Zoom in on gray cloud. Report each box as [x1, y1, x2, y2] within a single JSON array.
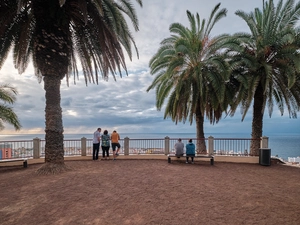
[[1, 0, 299, 136]]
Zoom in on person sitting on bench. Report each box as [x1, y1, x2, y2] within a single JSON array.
[[185, 139, 195, 164], [174, 138, 184, 157]]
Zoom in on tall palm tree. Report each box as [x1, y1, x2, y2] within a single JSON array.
[[0, 0, 142, 174], [227, 0, 300, 155], [147, 4, 230, 153], [0, 84, 21, 131]]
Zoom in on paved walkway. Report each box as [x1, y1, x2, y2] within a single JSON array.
[[0, 160, 299, 225]]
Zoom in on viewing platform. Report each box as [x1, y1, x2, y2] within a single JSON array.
[[0, 136, 281, 167]]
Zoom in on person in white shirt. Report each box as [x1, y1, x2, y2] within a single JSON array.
[[174, 138, 184, 157], [92, 128, 101, 160]]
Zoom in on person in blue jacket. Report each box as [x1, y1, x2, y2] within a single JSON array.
[[185, 139, 195, 164]]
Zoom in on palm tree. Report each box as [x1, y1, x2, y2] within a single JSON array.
[[147, 4, 230, 153], [0, 0, 142, 174], [227, 0, 300, 155], [0, 84, 21, 131]]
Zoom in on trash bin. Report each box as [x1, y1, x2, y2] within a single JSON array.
[[259, 148, 271, 166]]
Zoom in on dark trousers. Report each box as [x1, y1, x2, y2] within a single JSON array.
[[186, 154, 195, 162], [102, 146, 110, 158], [93, 143, 100, 160], [176, 154, 183, 158]]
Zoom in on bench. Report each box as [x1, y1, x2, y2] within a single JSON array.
[[167, 154, 214, 165], [0, 158, 28, 168]]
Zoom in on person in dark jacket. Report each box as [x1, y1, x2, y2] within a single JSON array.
[[101, 130, 110, 160], [185, 139, 195, 164]]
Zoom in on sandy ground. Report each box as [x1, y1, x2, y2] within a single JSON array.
[[0, 159, 300, 225]]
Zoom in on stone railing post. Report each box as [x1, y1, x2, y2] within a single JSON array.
[[124, 137, 129, 155], [81, 137, 87, 156], [208, 136, 214, 156], [164, 136, 170, 155], [260, 136, 269, 148], [33, 137, 40, 159]]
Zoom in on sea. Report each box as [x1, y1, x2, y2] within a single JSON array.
[[0, 132, 299, 161]]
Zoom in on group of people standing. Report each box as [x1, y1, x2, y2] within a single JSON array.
[[174, 138, 196, 164], [92, 130, 195, 163], [92, 128, 121, 161]]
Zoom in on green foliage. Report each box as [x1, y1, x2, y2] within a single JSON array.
[[0, 0, 143, 83], [228, 0, 300, 121], [0, 84, 21, 131], [147, 4, 230, 127], [0, 0, 142, 167]]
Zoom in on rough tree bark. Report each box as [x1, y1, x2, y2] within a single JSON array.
[[250, 84, 264, 156], [195, 104, 207, 154], [36, 76, 70, 175]]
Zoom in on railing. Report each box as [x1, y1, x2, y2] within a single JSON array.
[[0, 136, 269, 159], [127, 138, 165, 154], [213, 138, 257, 156], [169, 138, 209, 154], [0, 140, 34, 158]]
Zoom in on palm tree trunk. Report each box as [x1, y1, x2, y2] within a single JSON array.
[[195, 106, 207, 154], [250, 84, 264, 156], [36, 76, 69, 174]]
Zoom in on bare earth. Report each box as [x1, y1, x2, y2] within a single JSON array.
[[0, 159, 300, 225]]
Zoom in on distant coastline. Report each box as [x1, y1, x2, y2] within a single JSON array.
[[0, 132, 299, 160]]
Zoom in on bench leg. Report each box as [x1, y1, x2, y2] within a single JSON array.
[[23, 161, 28, 168], [168, 157, 171, 163], [210, 158, 214, 166]]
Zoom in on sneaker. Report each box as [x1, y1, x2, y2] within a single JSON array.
[[116, 153, 119, 156], [192, 162, 194, 164], [186, 161, 188, 164]]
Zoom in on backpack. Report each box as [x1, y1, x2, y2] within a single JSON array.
[[102, 134, 110, 147]]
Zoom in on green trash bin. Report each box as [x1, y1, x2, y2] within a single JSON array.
[[259, 148, 271, 166]]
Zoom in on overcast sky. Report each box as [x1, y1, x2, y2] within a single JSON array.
[[0, 0, 299, 136]]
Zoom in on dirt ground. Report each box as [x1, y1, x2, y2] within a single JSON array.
[[0, 159, 300, 225]]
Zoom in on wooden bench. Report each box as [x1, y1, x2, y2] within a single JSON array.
[[167, 154, 214, 165], [0, 158, 28, 168]]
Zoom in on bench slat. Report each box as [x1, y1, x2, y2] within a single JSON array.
[[168, 154, 213, 158], [0, 158, 28, 168], [167, 155, 214, 165]]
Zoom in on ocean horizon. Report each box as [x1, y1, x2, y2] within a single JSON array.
[[0, 132, 299, 161]]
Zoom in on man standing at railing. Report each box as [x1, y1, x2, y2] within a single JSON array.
[[111, 130, 121, 159], [174, 138, 184, 158], [93, 128, 102, 160]]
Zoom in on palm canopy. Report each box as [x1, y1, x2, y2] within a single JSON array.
[[147, 4, 230, 153], [0, 0, 142, 174], [226, 0, 300, 155], [0, 0, 142, 83], [0, 84, 21, 131]]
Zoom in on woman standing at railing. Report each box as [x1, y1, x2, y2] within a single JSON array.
[[101, 130, 110, 160]]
